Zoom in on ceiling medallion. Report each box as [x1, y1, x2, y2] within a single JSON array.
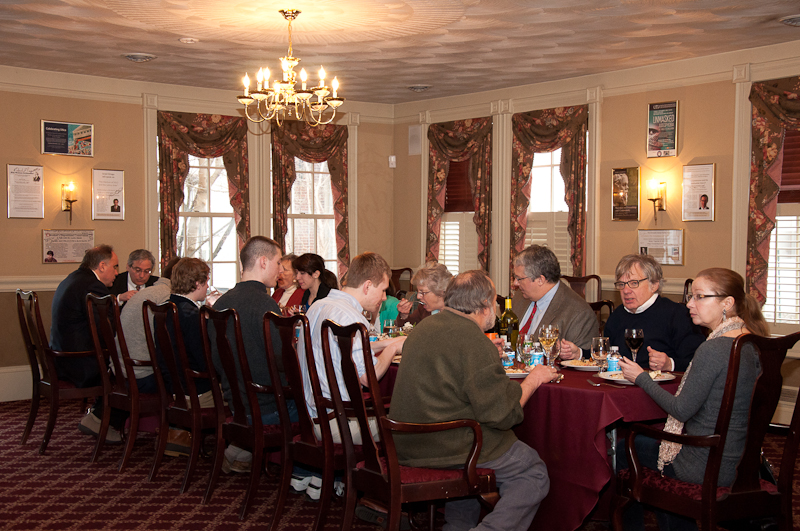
[[237, 9, 344, 127], [122, 53, 157, 63]]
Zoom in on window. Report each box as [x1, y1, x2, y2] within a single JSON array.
[[285, 159, 337, 273], [174, 155, 239, 289], [438, 213, 479, 275], [763, 203, 800, 331], [524, 148, 573, 275]]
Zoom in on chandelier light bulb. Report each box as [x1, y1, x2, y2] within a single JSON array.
[[256, 68, 264, 91], [242, 73, 250, 96], [332, 77, 339, 98], [318, 66, 326, 83], [300, 68, 308, 90]]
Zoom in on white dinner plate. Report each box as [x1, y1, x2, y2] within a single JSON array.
[[598, 371, 676, 385], [505, 370, 529, 379], [561, 360, 602, 372]]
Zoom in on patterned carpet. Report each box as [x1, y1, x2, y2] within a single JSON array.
[[0, 398, 795, 530]]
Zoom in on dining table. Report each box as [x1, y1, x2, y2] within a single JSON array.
[[514, 367, 680, 531]]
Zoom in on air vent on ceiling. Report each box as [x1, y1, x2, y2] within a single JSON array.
[[122, 53, 157, 63], [408, 85, 432, 93]]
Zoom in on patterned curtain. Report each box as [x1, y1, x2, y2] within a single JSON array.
[[747, 76, 800, 304], [510, 106, 589, 280], [271, 121, 350, 279], [157, 112, 249, 268], [427, 117, 493, 272]]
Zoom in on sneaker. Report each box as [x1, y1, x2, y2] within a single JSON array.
[[290, 474, 313, 493], [334, 480, 345, 498], [305, 476, 322, 502], [164, 428, 191, 457], [78, 413, 122, 444]]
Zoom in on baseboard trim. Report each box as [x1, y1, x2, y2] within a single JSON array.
[[0, 365, 32, 403]]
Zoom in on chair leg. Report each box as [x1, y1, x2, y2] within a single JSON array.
[[40, 392, 59, 455], [428, 502, 436, 531], [118, 410, 139, 473], [387, 496, 403, 531], [239, 445, 264, 520], [90, 402, 112, 463], [611, 494, 632, 531], [149, 415, 169, 482], [313, 461, 335, 531], [22, 389, 41, 445], [180, 425, 203, 494], [267, 451, 293, 531], [203, 431, 225, 504], [340, 461, 357, 531]]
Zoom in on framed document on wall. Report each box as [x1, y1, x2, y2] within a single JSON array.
[[647, 102, 678, 158], [92, 169, 124, 220], [682, 163, 715, 221], [638, 229, 684, 266], [41, 121, 94, 157], [7, 164, 44, 218], [42, 229, 95, 264]]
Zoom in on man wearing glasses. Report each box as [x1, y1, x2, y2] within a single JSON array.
[[604, 254, 704, 371], [111, 249, 159, 307]]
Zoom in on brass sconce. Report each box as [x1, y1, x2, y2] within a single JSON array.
[[647, 180, 667, 222], [61, 182, 77, 224]]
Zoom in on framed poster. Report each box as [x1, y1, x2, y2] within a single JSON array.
[[92, 169, 124, 220], [41, 120, 94, 157], [647, 101, 678, 158], [42, 229, 94, 264], [7, 164, 44, 218], [612, 167, 640, 221], [638, 229, 684, 266], [682, 163, 715, 221]]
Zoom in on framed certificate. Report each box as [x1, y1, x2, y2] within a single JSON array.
[[7, 164, 44, 218], [638, 229, 684, 266], [92, 169, 124, 220], [682, 163, 715, 221]]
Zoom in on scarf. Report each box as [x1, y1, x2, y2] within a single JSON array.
[[656, 316, 745, 474]]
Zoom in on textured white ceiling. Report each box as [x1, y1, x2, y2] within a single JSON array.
[[1, 0, 799, 103]]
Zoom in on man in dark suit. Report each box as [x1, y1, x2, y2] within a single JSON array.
[[111, 249, 159, 307], [511, 245, 597, 360], [51, 244, 123, 442]]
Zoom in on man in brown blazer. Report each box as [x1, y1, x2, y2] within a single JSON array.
[[511, 245, 597, 360]]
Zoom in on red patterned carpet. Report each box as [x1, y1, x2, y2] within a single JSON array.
[[0, 398, 795, 530]]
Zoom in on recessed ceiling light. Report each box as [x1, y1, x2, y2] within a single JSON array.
[[179, 37, 199, 44], [122, 53, 157, 63], [408, 85, 432, 93], [780, 14, 800, 26]]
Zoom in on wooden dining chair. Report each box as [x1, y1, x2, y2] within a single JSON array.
[[86, 293, 162, 470], [612, 331, 800, 531], [588, 299, 615, 336], [201, 306, 288, 520], [17, 289, 106, 455], [262, 311, 355, 531], [142, 300, 224, 493], [321, 320, 500, 531], [561, 274, 602, 301], [683, 278, 694, 304], [391, 268, 414, 294]]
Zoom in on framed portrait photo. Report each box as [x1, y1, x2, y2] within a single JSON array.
[[612, 167, 640, 221]]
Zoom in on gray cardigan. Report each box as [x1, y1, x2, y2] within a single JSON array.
[[636, 336, 759, 486]]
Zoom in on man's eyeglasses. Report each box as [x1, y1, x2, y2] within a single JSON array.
[[686, 293, 726, 302], [132, 267, 153, 275], [613, 278, 647, 290], [513, 276, 530, 283]]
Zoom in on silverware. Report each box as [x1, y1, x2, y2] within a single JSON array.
[[551, 374, 564, 384], [586, 378, 625, 389]]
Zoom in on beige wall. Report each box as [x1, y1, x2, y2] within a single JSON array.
[[354, 121, 395, 260], [392, 123, 424, 269], [597, 81, 735, 280]]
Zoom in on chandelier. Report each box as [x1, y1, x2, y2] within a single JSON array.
[[237, 9, 344, 126]]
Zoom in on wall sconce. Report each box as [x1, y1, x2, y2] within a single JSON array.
[[61, 182, 77, 224], [647, 180, 667, 222]]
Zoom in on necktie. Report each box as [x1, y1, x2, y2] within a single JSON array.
[[519, 301, 537, 334], [136, 284, 141, 291]]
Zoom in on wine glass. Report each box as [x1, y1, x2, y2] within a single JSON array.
[[539, 325, 560, 367], [624, 329, 644, 363], [590, 337, 610, 372], [516, 333, 534, 368]]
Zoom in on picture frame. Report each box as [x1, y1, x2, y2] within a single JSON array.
[[7, 164, 44, 219], [41, 120, 94, 157], [92, 169, 124, 220], [42, 229, 95, 264], [638, 229, 684, 266], [612, 167, 640, 221], [682, 163, 715, 221], [647, 101, 678, 158]]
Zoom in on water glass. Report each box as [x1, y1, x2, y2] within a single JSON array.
[[516, 333, 534, 367], [590, 336, 610, 372]]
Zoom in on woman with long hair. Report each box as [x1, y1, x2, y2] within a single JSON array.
[[292, 253, 338, 311], [618, 268, 768, 530]]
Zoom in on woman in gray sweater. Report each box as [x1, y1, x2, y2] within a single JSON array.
[[617, 268, 769, 530]]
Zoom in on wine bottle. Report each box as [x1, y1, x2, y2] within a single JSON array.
[[499, 298, 519, 350]]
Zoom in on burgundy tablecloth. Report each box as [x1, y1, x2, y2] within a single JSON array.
[[514, 370, 680, 531]]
